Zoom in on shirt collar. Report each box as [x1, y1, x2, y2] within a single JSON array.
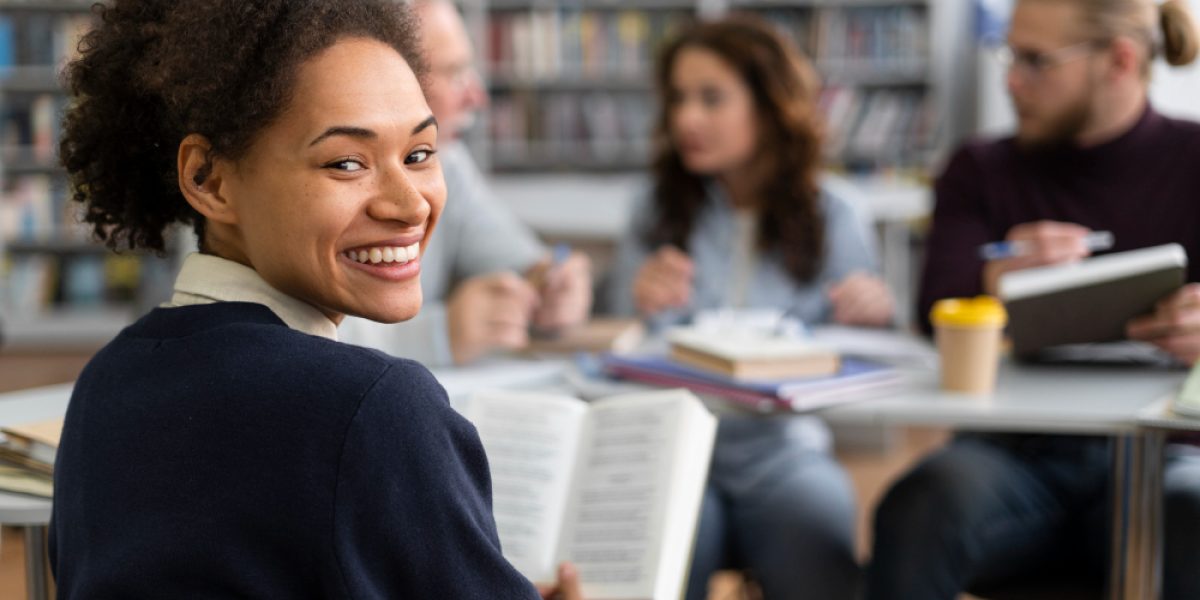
[[166, 253, 339, 341]]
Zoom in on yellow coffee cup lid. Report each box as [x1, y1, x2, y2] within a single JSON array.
[[930, 296, 1007, 327]]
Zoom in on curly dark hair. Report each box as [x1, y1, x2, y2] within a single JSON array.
[[647, 15, 826, 284], [60, 0, 425, 253]]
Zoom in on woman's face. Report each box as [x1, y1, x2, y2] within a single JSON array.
[[668, 46, 759, 176], [218, 37, 444, 324]]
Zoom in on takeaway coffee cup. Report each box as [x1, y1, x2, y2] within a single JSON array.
[[930, 296, 1007, 394]]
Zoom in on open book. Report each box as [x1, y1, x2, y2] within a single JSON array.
[[464, 389, 717, 600], [999, 244, 1187, 356]]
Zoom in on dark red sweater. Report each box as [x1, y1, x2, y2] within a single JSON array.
[[918, 106, 1200, 333]]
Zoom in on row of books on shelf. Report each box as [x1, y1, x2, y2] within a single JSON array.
[[485, 86, 936, 169], [1, 173, 76, 240], [4, 252, 143, 314], [820, 86, 936, 167], [2, 93, 66, 164], [490, 91, 654, 167], [483, 6, 930, 84], [487, 8, 691, 82], [759, 6, 929, 79], [0, 12, 91, 69]]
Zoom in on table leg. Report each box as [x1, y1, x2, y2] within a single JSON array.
[[880, 222, 911, 330], [23, 525, 49, 600], [1108, 431, 1165, 600]]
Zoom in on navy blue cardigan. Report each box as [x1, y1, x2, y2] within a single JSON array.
[[49, 302, 539, 599]]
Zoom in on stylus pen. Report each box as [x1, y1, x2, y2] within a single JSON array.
[[979, 230, 1114, 261]]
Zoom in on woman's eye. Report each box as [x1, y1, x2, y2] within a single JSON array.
[[405, 149, 436, 165], [700, 90, 725, 108], [325, 158, 366, 172]]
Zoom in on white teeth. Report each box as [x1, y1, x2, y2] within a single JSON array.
[[346, 243, 421, 265]]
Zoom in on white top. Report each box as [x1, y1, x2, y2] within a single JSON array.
[[727, 209, 758, 308], [165, 253, 338, 341]]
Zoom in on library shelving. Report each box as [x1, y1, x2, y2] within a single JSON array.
[[0, 1, 182, 349], [480, 1, 695, 172], [469, 0, 972, 175]]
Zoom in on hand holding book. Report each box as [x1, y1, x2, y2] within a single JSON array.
[[1127, 283, 1200, 364], [998, 243, 1187, 356], [982, 221, 1099, 296], [535, 563, 585, 600]]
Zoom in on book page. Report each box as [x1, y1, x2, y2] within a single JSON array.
[[556, 390, 716, 600], [465, 391, 588, 583]]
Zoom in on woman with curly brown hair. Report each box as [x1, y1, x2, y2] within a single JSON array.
[[607, 16, 895, 599], [48, 1, 582, 598]]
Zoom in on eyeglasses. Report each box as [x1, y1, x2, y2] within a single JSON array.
[[430, 62, 482, 91], [993, 42, 1100, 78]]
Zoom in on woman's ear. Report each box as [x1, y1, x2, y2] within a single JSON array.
[[178, 134, 237, 225]]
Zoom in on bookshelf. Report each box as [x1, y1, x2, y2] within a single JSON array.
[[480, 1, 695, 172], [0, 1, 183, 349], [470, 0, 972, 175]]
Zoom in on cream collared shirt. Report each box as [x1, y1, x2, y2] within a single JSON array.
[[165, 253, 339, 341]]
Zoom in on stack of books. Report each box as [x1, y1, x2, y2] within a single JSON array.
[[0, 417, 60, 497], [603, 327, 899, 413]]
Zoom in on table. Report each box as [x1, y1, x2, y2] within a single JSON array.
[[441, 349, 1187, 600], [817, 362, 1186, 600], [1125, 398, 1200, 600], [0, 358, 1190, 600], [0, 383, 71, 600]]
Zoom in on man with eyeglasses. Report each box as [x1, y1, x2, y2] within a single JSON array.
[[866, 1, 1200, 599], [341, 0, 594, 367]]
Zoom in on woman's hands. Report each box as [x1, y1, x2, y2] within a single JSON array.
[[536, 562, 585, 600], [828, 272, 894, 327], [633, 246, 694, 316]]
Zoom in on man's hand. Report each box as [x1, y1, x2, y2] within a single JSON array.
[[982, 221, 1094, 295], [828, 272, 894, 327], [633, 246, 694, 317], [1127, 284, 1200, 364], [447, 272, 539, 365], [536, 562, 585, 600], [527, 251, 593, 333]]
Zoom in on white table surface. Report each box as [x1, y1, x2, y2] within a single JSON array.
[[820, 362, 1187, 435], [1136, 396, 1200, 433], [0, 383, 69, 525]]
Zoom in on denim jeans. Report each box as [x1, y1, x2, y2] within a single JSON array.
[[866, 433, 1200, 600], [684, 415, 860, 600]]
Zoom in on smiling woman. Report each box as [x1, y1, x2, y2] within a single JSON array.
[[173, 38, 443, 325], [46, 1, 574, 598]]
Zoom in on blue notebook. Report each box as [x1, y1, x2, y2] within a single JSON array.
[[603, 354, 899, 411]]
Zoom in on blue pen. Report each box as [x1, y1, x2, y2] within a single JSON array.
[[530, 244, 573, 338], [532, 243, 572, 291], [978, 230, 1114, 261], [551, 242, 571, 268]]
